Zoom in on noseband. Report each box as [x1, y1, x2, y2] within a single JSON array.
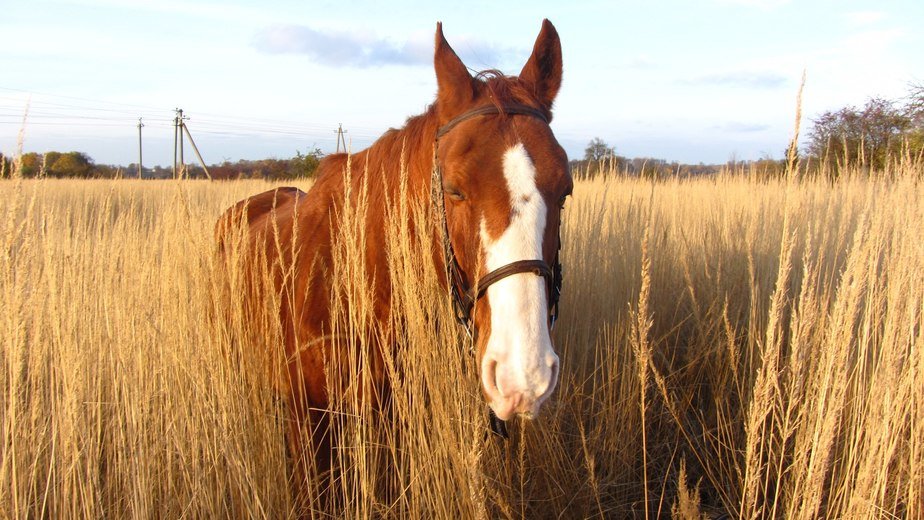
[[430, 104, 565, 440], [430, 104, 564, 339]]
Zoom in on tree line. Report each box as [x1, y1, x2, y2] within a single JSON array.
[[806, 83, 923, 171], [4, 84, 922, 180], [570, 137, 723, 179], [0, 148, 325, 180], [577, 83, 924, 179]]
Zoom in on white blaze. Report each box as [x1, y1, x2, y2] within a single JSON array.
[[479, 143, 558, 418]]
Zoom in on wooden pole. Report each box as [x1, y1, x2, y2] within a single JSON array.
[[173, 111, 179, 179], [177, 108, 185, 179], [182, 122, 212, 180], [137, 117, 144, 179], [335, 123, 347, 153]]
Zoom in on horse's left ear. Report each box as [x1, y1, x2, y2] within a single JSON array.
[[519, 19, 563, 117], [435, 22, 475, 122]]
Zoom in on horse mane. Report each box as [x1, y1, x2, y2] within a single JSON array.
[[317, 69, 541, 183]]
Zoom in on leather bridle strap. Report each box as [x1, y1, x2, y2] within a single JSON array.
[[432, 104, 562, 334], [463, 259, 554, 318], [473, 260, 553, 299], [432, 103, 562, 441], [437, 104, 549, 139]]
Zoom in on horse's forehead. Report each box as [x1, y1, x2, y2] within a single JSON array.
[[460, 118, 563, 182], [474, 141, 551, 240]]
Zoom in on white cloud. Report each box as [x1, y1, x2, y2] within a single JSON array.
[[252, 24, 523, 69]]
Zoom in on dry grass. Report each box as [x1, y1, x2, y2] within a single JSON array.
[[1, 161, 921, 518]]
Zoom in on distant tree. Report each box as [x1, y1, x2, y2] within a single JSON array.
[[94, 164, 119, 178], [584, 137, 615, 161], [43, 151, 61, 175], [907, 82, 924, 156], [19, 152, 42, 177], [0, 153, 10, 177], [628, 157, 672, 179], [290, 147, 324, 178], [752, 153, 787, 178], [47, 151, 94, 178], [808, 97, 913, 170], [908, 82, 924, 122]]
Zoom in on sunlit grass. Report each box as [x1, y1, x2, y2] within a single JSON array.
[[1, 161, 921, 518]]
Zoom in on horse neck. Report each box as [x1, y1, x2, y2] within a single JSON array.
[[356, 109, 440, 212]]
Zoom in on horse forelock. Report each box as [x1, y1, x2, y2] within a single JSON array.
[[477, 70, 540, 106]]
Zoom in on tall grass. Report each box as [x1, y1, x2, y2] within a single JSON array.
[[1, 160, 921, 518]]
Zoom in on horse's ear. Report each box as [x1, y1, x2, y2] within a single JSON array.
[[434, 22, 475, 120], [519, 19, 562, 116]]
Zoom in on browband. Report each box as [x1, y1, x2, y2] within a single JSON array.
[[437, 104, 549, 139]]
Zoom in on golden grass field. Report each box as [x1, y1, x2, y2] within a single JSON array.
[[1, 161, 922, 518]]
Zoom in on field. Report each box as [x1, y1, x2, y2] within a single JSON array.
[[1, 163, 922, 518]]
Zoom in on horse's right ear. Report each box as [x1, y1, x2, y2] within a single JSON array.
[[434, 22, 475, 121]]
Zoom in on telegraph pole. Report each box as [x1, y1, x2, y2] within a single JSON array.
[[137, 117, 144, 179], [178, 108, 186, 178], [334, 123, 348, 153], [173, 111, 179, 178]]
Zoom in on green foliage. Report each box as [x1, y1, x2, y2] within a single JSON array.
[[290, 147, 324, 178], [9, 151, 104, 178], [209, 148, 326, 180], [47, 151, 94, 178], [19, 152, 42, 177]]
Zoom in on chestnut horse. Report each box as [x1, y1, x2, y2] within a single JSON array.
[[217, 19, 571, 466]]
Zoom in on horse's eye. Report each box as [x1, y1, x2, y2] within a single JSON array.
[[445, 186, 466, 201], [558, 185, 573, 209]]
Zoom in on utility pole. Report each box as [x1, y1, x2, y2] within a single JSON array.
[[178, 108, 186, 178], [137, 117, 144, 179], [334, 123, 348, 153], [173, 110, 179, 178]]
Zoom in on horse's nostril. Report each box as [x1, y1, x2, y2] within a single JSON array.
[[547, 354, 559, 369], [541, 354, 560, 401], [483, 357, 500, 397]]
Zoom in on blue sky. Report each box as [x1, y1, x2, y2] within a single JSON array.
[[1, 0, 922, 166]]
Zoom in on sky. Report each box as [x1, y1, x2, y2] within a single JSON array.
[[1, 0, 923, 166]]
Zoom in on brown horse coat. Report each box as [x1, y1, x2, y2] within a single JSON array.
[[216, 19, 569, 463]]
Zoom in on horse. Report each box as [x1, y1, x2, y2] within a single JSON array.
[[216, 19, 571, 472]]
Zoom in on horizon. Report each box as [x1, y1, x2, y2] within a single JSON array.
[[2, 0, 922, 166]]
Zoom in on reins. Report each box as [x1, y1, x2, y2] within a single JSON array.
[[430, 104, 564, 438]]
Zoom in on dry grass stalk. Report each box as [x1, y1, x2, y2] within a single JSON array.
[[1, 155, 921, 517]]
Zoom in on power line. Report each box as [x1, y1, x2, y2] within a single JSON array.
[[0, 87, 397, 166], [0, 88, 388, 136], [0, 86, 170, 112]]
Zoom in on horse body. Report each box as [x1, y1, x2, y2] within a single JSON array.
[[217, 19, 570, 463]]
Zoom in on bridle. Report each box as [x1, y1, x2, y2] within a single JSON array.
[[430, 104, 565, 345], [431, 104, 564, 439]]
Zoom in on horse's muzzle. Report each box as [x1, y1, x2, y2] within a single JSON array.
[[481, 350, 559, 421]]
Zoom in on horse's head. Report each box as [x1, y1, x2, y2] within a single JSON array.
[[433, 20, 571, 421]]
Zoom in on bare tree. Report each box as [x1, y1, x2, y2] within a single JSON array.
[[584, 137, 615, 161]]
